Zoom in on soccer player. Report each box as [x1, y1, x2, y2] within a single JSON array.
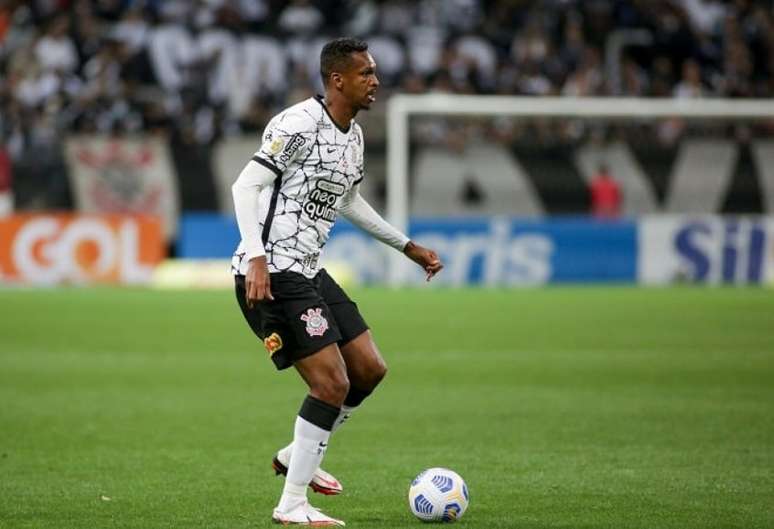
[[231, 38, 443, 526]]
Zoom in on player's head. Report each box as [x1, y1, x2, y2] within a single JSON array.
[[320, 37, 379, 110]]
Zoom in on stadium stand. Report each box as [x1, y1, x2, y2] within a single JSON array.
[[1, 0, 773, 215]]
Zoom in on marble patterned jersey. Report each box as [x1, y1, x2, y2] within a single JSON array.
[[232, 95, 365, 278]]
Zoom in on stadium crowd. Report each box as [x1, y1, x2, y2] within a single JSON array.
[[1, 0, 773, 149]]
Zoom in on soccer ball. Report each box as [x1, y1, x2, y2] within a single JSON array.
[[408, 468, 469, 522]]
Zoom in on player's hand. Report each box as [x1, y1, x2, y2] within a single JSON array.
[[245, 256, 274, 308], [403, 241, 443, 282]]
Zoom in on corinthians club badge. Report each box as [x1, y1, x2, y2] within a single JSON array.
[[301, 307, 328, 337]]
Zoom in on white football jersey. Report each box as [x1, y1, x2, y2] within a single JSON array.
[[232, 96, 365, 278]]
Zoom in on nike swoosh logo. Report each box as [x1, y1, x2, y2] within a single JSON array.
[[326, 148, 336, 153], [318, 442, 328, 448]]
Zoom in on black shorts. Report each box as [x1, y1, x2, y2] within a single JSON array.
[[234, 269, 369, 370]]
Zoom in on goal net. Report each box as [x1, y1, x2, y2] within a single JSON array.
[[380, 95, 774, 286]]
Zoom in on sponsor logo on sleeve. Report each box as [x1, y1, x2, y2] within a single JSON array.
[[278, 134, 306, 163]]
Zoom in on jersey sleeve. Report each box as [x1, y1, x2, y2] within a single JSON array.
[[252, 111, 315, 176], [354, 125, 365, 185]]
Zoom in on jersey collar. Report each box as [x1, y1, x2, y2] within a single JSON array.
[[314, 95, 351, 134]]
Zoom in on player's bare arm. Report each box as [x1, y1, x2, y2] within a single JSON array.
[[245, 255, 273, 308], [404, 241, 443, 281]]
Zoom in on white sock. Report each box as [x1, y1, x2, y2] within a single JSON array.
[[277, 405, 356, 462], [277, 416, 331, 512], [330, 404, 355, 434]]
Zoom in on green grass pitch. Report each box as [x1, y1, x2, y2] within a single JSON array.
[[1, 286, 773, 529]]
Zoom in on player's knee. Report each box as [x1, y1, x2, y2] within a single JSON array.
[[328, 375, 350, 404], [361, 357, 387, 390], [371, 358, 387, 386], [314, 374, 350, 406]]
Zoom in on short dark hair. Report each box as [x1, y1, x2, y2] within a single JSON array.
[[320, 37, 369, 85]]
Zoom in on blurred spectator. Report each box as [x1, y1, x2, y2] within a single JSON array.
[[379, 0, 415, 35], [589, 164, 621, 218], [110, 8, 148, 57], [621, 57, 649, 96], [278, 0, 324, 35], [147, 12, 196, 93], [366, 34, 405, 86], [454, 33, 498, 92], [679, 0, 726, 35], [238, 35, 288, 116], [405, 25, 445, 77], [34, 14, 78, 73], [0, 3, 14, 43], [674, 59, 704, 97], [562, 49, 603, 96]]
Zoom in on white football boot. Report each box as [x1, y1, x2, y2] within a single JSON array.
[[271, 500, 345, 526], [272, 446, 343, 496]]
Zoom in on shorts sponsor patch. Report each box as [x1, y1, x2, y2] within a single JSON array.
[[300, 307, 328, 337], [264, 332, 283, 355]]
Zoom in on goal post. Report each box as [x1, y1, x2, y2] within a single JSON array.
[[385, 95, 774, 286]]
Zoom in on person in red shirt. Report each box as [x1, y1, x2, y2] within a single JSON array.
[[589, 164, 621, 218]]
